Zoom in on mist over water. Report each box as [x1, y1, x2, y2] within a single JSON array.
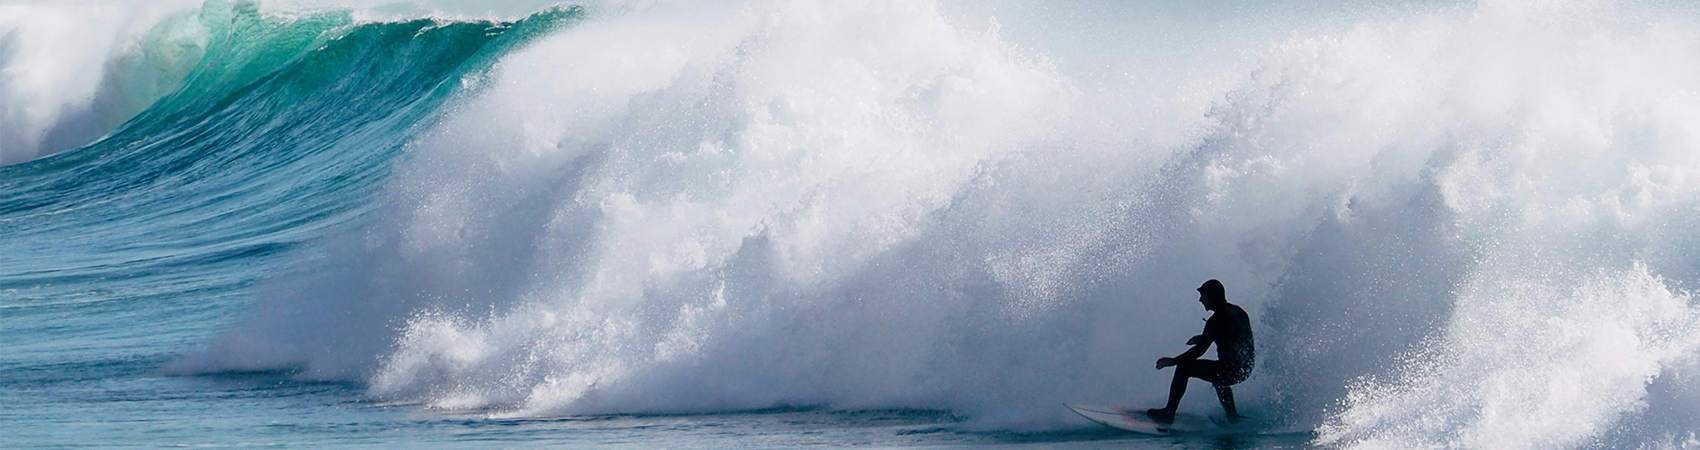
[[8, 0, 1700, 448]]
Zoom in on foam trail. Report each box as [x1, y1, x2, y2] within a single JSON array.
[[181, 0, 1700, 442]]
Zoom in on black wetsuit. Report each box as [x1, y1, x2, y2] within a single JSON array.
[[1199, 303, 1255, 384], [1158, 302, 1255, 419]]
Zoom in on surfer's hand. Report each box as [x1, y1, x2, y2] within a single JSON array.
[[1185, 335, 1204, 346], [1156, 357, 1175, 369]]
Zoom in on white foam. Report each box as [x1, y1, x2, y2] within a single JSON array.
[[1319, 265, 1700, 450], [182, 0, 1700, 442], [364, 0, 1083, 416]]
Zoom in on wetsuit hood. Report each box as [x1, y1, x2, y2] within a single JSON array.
[[1197, 279, 1226, 309]]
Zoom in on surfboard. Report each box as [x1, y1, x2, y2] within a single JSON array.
[[1065, 404, 1221, 435]]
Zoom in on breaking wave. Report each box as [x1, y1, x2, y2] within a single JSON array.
[[8, 0, 1699, 447]]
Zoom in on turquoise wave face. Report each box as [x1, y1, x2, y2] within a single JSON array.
[[0, 0, 578, 407]]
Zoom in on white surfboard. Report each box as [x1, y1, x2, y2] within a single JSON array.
[[1065, 404, 1221, 435]]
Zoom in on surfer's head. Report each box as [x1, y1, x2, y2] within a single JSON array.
[[1197, 279, 1226, 309]]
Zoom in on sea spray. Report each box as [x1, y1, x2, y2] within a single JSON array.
[[0, 0, 202, 164], [159, 0, 1700, 444], [1261, 0, 1700, 447]]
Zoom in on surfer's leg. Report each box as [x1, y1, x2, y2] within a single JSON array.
[[1161, 360, 1224, 411], [1151, 360, 1228, 423], [1146, 366, 1187, 423], [1162, 360, 1189, 411], [1213, 384, 1240, 423], [1147, 360, 1194, 423]]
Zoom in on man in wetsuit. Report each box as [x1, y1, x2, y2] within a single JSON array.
[[1147, 279, 1254, 424]]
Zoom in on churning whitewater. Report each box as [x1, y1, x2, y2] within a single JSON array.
[[6, 0, 1700, 448]]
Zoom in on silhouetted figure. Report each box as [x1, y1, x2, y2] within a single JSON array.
[[1147, 279, 1254, 424]]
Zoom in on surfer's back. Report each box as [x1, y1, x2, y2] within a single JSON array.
[[1211, 303, 1255, 377]]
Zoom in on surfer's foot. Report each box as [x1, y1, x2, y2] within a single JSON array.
[[1145, 408, 1175, 424], [1224, 413, 1243, 425]]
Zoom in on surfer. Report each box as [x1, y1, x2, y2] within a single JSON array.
[[1146, 279, 1254, 424]]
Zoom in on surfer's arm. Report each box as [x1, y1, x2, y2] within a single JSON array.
[[1155, 341, 1211, 369], [1179, 314, 1227, 360], [1175, 341, 1210, 361], [1157, 317, 1217, 368]]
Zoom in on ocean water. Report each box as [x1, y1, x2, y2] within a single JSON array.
[[5, 0, 1700, 448]]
